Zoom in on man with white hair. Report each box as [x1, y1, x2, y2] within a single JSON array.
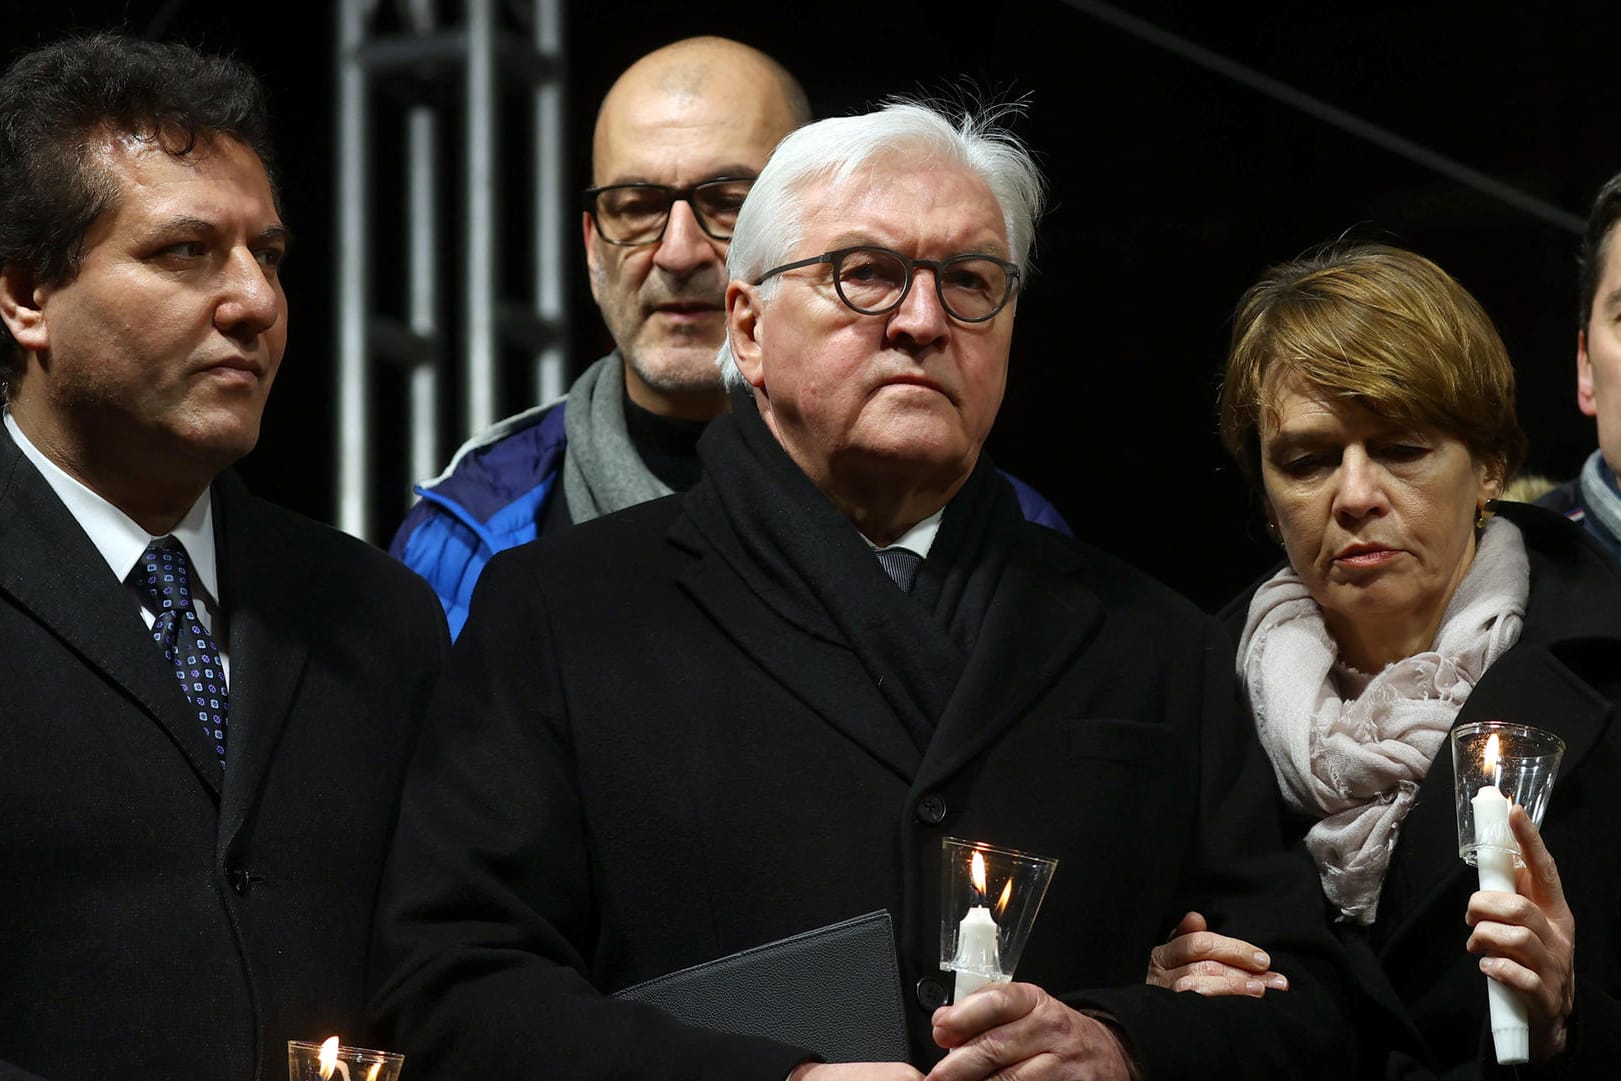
[[370, 98, 1350, 1081], [388, 37, 1069, 639]]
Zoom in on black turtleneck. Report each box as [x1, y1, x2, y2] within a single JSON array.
[[622, 394, 709, 493]]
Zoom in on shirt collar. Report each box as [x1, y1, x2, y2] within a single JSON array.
[[862, 507, 944, 559], [5, 411, 219, 601]]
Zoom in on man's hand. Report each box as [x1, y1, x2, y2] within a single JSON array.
[[1465, 805, 1576, 1060], [923, 981, 1138, 1081], [1145, 911, 1288, 996], [789, 1063, 923, 1081]]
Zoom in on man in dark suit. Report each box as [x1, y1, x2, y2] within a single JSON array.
[[370, 99, 1351, 1081], [0, 33, 447, 1081]]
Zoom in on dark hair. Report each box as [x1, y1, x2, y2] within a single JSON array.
[[1578, 172, 1621, 331], [0, 31, 277, 362]]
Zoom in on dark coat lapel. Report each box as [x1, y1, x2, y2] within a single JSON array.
[[0, 427, 225, 792], [675, 538, 923, 783], [921, 535, 1102, 787], [212, 472, 311, 851]]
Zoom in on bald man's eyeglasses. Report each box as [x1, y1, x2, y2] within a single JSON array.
[[584, 177, 755, 246]]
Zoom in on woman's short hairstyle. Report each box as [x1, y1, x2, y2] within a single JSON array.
[[1218, 242, 1526, 492], [717, 96, 1046, 391]]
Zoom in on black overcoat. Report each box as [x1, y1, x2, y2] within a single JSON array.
[[1224, 500, 1621, 1080], [0, 425, 449, 1081], [372, 477, 1354, 1081]]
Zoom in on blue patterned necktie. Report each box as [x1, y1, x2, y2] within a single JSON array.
[[128, 537, 229, 767], [875, 547, 923, 593]]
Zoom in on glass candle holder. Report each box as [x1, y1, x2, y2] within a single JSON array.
[[1451, 721, 1565, 868], [939, 837, 1058, 1003], [1449, 720, 1565, 1066], [288, 1039, 405, 1081]]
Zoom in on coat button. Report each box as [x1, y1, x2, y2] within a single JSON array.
[[916, 793, 947, 824], [227, 866, 254, 896], [915, 976, 948, 1010]]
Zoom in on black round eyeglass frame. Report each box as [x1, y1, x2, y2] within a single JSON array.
[[750, 245, 1022, 323], [582, 176, 756, 246]]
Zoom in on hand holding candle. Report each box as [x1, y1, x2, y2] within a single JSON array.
[[1450, 722, 1566, 1067], [1465, 805, 1577, 1061]]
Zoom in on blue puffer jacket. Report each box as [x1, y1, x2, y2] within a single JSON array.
[[390, 402, 1075, 639], [390, 402, 570, 638]]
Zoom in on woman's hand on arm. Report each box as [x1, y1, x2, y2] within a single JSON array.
[[1465, 805, 1576, 1060], [1144, 911, 1289, 996]]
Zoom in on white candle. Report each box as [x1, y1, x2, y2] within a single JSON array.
[[951, 904, 1002, 1001], [1472, 782, 1529, 1065], [318, 1036, 354, 1081]]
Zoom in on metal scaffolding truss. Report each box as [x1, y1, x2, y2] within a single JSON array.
[[334, 0, 569, 542]]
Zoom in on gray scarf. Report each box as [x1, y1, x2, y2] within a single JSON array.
[[1237, 517, 1529, 924], [561, 352, 672, 525], [1579, 448, 1621, 549]]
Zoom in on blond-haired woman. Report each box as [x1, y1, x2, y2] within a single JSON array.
[[1150, 243, 1621, 1079]]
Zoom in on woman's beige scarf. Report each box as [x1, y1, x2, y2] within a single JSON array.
[[1237, 517, 1529, 924]]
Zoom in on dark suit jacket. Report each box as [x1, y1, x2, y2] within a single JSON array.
[[371, 485, 1353, 1081], [0, 426, 448, 1081], [1222, 501, 1621, 1080]]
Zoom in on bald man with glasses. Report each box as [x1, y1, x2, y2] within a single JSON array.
[[387, 37, 804, 638]]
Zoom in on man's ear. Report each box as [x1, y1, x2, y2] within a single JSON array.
[[0, 264, 47, 355], [727, 280, 766, 389], [1578, 328, 1598, 418]]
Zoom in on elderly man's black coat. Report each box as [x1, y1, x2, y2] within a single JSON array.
[[0, 425, 448, 1081], [371, 436, 1355, 1081]]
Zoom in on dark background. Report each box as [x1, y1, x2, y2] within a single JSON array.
[[13, 0, 1620, 611]]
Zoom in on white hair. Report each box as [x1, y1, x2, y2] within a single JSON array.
[[716, 96, 1046, 392]]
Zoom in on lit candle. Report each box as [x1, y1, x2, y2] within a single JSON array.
[[951, 851, 1004, 1001], [318, 1036, 353, 1081], [1472, 734, 1529, 1065]]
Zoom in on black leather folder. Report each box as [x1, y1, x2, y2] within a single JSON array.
[[613, 909, 909, 1063]]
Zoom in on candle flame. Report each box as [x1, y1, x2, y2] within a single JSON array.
[[1484, 733, 1503, 788], [318, 1037, 340, 1081], [995, 876, 1013, 917], [970, 850, 988, 897]]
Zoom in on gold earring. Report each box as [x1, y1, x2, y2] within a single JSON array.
[[1475, 501, 1494, 530]]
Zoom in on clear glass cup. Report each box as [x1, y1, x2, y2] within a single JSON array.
[[939, 837, 1059, 1002], [1451, 720, 1565, 868], [288, 1039, 404, 1081]]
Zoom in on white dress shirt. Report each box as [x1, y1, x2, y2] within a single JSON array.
[[862, 507, 943, 560], [5, 411, 230, 684]]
